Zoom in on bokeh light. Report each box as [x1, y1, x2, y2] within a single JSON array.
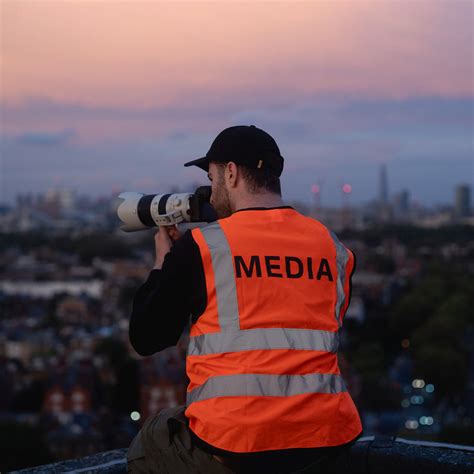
[[342, 184, 352, 194], [419, 416, 434, 426], [412, 379, 425, 389], [405, 420, 419, 430], [425, 384, 435, 393]]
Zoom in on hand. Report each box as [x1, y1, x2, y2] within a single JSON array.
[[153, 225, 182, 270]]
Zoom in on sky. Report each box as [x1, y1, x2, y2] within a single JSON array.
[[1, 0, 473, 207]]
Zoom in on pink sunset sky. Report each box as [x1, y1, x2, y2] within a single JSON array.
[[1, 1, 473, 205]]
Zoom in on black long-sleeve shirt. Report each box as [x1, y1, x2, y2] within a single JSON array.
[[129, 230, 205, 356]]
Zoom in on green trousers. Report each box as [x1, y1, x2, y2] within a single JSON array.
[[127, 406, 352, 474], [127, 406, 233, 474]]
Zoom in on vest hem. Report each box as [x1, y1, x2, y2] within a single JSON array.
[[190, 426, 363, 457]]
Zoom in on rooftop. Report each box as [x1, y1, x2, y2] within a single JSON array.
[[14, 436, 474, 473]]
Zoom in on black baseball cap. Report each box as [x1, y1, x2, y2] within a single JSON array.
[[184, 125, 284, 177]]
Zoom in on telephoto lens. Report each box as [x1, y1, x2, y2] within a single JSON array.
[[117, 186, 216, 232]]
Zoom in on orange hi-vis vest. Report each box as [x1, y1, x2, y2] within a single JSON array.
[[186, 208, 362, 453]]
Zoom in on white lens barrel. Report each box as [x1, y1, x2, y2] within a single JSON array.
[[150, 193, 193, 225], [117, 192, 150, 232]]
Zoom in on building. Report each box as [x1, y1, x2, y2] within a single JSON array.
[[379, 164, 389, 204], [455, 184, 471, 218], [393, 190, 410, 219]]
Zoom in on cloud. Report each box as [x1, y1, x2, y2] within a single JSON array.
[[15, 128, 75, 147], [3, 94, 472, 148], [1, 94, 471, 208], [340, 97, 474, 131]]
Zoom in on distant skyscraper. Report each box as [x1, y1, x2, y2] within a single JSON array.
[[394, 190, 410, 215], [455, 184, 471, 217], [379, 164, 388, 204]]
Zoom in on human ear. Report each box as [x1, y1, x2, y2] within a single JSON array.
[[226, 162, 238, 188]]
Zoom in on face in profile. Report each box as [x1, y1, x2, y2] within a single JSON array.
[[208, 162, 232, 219]]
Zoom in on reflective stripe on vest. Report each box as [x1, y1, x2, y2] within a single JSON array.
[[188, 327, 339, 356], [187, 372, 347, 404], [199, 223, 240, 331], [187, 221, 351, 405], [329, 231, 349, 327]]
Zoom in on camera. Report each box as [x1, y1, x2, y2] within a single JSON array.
[[117, 186, 217, 232]]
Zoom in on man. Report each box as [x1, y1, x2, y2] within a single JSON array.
[[128, 125, 362, 473]]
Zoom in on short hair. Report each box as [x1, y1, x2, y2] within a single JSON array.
[[239, 166, 281, 196], [214, 162, 281, 196]]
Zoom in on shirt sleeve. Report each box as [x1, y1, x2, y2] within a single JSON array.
[[129, 230, 206, 356]]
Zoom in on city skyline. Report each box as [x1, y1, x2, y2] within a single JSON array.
[[1, 2, 473, 206], [4, 165, 472, 212]]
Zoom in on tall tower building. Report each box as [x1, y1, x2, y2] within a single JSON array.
[[455, 184, 471, 218], [394, 190, 410, 217], [379, 164, 388, 204]]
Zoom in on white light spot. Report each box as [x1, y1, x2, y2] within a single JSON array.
[[130, 411, 141, 421], [412, 379, 425, 389], [405, 420, 419, 429]]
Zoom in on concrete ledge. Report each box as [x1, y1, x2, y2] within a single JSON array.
[[14, 437, 474, 473], [12, 448, 128, 473], [349, 437, 474, 474]]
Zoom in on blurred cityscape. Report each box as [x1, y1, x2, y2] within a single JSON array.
[[0, 170, 473, 471]]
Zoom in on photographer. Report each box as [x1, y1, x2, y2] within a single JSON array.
[[127, 125, 362, 473]]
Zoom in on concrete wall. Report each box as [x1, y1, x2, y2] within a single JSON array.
[[13, 437, 474, 473]]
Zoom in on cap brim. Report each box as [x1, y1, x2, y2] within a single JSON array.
[[184, 156, 210, 172]]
